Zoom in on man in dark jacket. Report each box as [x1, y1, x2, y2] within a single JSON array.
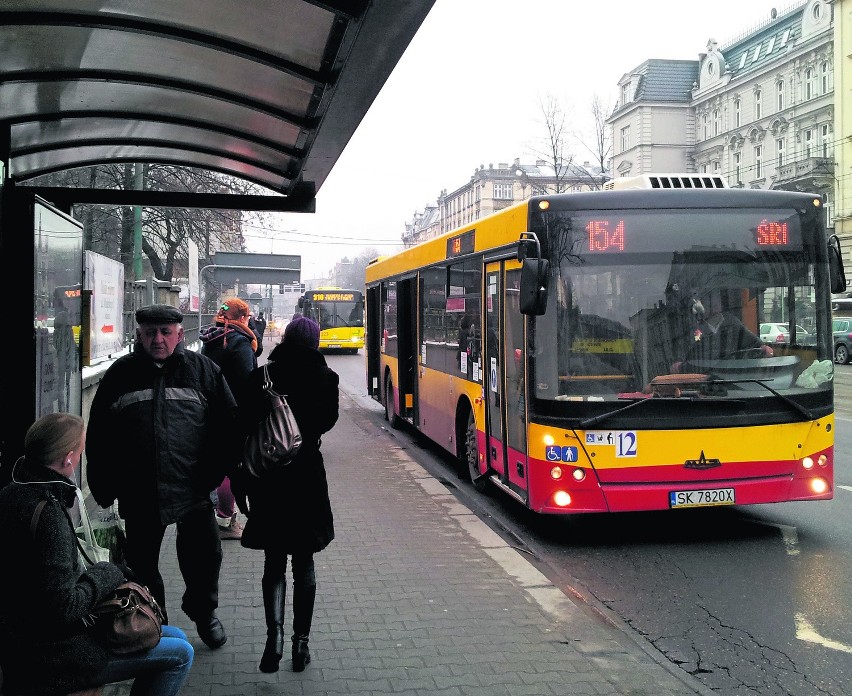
[[86, 304, 239, 650]]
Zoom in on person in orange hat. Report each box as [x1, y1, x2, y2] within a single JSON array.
[[200, 297, 258, 541]]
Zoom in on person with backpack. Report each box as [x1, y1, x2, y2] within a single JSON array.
[[234, 316, 339, 673]]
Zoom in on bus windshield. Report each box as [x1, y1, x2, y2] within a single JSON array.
[[303, 290, 364, 330], [530, 207, 832, 405]]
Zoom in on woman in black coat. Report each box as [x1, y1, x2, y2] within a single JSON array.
[[236, 316, 339, 674]]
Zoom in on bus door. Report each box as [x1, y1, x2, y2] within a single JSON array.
[[484, 262, 529, 499], [484, 263, 507, 482], [366, 285, 382, 398], [396, 276, 418, 425]]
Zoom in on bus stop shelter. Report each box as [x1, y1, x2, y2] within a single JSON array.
[[0, 0, 436, 464]]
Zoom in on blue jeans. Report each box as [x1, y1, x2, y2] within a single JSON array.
[[92, 625, 194, 696]]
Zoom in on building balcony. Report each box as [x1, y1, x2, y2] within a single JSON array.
[[773, 157, 834, 191]]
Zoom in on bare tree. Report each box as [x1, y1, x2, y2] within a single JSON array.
[[332, 248, 380, 289], [528, 93, 575, 194], [27, 164, 267, 282], [572, 94, 612, 190]]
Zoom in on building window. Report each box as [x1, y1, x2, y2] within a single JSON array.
[[621, 126, 630, 152], [621, 83, 630, 106], [804, 129, 813, 158], [777, 81, 784, 111], [821, 61, 829, 94], [703, 113, 709, 140], [821, 124, 830, 157], [755, 90, 762, 119], [713, 161, 720, 174], [713, 109, 720, 136], [755, 145, 762, 179], [805, 68, 814, 100], [734, 99, 741, 127], [494, 183, 513, 200], [734, 152, 742, 184], [767, 36, 776, 54], [777, 138, 785, 167], [780, 29, 790, 47]]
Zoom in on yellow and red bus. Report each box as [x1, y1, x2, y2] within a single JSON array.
[[298, 287, 364, 353], [365, 176, 846, 514]]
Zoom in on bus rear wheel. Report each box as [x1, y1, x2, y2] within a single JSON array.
[[385, 376, 401, 429], [465, 411, 488, 492]]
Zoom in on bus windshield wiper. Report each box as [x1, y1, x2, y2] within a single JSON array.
[[334, 313, 352, 327], [578, 396, 659, 429], [577, 393, 744, 430], [707, 378, 815, 420]]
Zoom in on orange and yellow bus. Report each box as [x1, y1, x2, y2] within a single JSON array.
[[298, 287, 364, 353], [365, 175, 846, 514]]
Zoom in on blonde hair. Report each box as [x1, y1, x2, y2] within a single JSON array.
[[24, 412, 84, 468]]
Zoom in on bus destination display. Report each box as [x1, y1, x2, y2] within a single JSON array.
[[311, 292, 355, 302], [447, 230, 475, 258], [571, 210, 801, 254]]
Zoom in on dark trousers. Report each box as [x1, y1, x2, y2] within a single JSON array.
[[263, 552, 316, 638], [124, 506, 223, 622]]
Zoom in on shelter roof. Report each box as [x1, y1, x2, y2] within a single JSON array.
[[0, 0, 435, 211]]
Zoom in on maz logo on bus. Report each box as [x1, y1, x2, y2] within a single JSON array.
[[586, 219, 625, 252]]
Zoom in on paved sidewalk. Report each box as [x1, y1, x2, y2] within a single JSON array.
[[105, 381, 712, 696]]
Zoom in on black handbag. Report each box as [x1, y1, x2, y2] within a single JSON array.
[[242, 362, 302, 478]]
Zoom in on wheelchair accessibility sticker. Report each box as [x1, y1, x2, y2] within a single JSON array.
[[545, 446, 579, 462], [584, 430, 638, 457]]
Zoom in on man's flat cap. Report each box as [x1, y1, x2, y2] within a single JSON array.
[[136, 304, 183, 324]]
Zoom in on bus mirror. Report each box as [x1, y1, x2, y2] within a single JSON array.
[[829, 235, 847, 294], [297, 296, 304, 308], [517, 238, 536, 262], [519, 258, 550, 315]]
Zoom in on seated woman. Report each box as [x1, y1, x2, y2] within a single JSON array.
[[0, 412, 194, 696]]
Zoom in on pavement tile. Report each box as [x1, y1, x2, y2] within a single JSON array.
[[98, 385, 709, 696]]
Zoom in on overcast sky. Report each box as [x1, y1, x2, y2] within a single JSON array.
[[244, 0, 800, 279]]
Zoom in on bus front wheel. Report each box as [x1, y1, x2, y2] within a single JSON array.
[[465, 411, 488, 492]]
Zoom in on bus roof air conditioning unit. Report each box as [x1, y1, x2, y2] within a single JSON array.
[[604, 174, 728, 190]]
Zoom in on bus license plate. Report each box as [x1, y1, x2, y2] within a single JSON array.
[[329, 344, 340, 348], [670, 488, 735, 508]]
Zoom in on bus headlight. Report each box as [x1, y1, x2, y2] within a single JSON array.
[[811, 478, 828, 494], [543, 433, 555, 446], [572, 468, 586, 482], [550, 466, 563, 480], [802, 457, 814, 470], [553, 490, 571, 507], [817, 454, 828, 467]]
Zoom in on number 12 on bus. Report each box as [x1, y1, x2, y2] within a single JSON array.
[[365, 178, 846, 515]]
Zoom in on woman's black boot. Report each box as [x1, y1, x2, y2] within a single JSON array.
[[259, 577, 286, 673], [291, 554, 316, 672], [292, 635, 311, 672]]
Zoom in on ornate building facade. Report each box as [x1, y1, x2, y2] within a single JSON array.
[[608, 0, 835, 224], [402, 158, 606, 247]]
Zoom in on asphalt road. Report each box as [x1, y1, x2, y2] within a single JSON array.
[[328, 352, 852, 696]]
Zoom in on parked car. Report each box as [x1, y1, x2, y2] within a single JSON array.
[[759, 322, 810, 344], [833, 318, 852, 364]]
